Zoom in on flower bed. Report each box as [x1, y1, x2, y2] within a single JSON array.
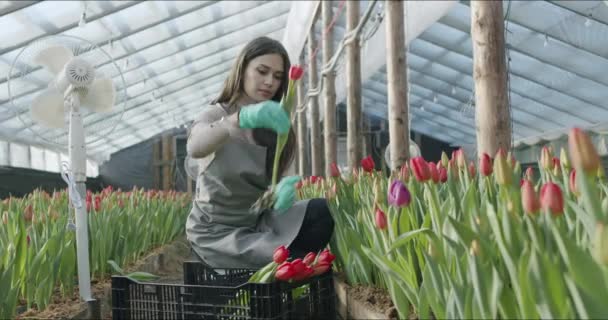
[[299, 128, 608, 319], [0, 187, 191, 318]]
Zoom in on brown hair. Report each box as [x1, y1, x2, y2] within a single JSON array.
[[212, 36, 296, 180]]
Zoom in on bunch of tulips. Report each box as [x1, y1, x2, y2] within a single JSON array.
[[249, 246, 335, 283]]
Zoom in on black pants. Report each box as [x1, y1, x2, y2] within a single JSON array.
[[288, 198, 335, 259]]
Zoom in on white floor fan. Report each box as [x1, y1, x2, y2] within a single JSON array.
[[7, 34, 126, 311]]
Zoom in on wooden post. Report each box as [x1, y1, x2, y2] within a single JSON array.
[[386, 0, 409, 171], [471, 0, 511, 155], [297, 78, 309, 176], [152, 139, 161, 190], [308, 29, 323, 176], [161, 134, 174, 191], [361, 115, 368, 157], [322, 0, 337, 177], [346, 0, 362, 170]]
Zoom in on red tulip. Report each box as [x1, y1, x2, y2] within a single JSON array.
[[296, 180, 303, 189], [439, 167, 448, 183], [468, 161, 476, 177], [94, 196, 102, 212], [361, 155, 375, 173], [375, 208, 387, 230], [540, 182, 564, 216], [330, 162, 341, 178], [289, 65, 304, 81], [521, 180, 540, 215], [303, 252, 316, 265], [293, 265, 315, 281], [312, 262, 331, 276], [428, 162, 440, 184], [275, 262, 295, 281], [317, 249, 336, 265], [273, 245, 289, 264], [410, 157, 431, 182], [310, 176, 319, 184], [569, 169, 579, 197], [479, 153, 492, 177], [290, 259, 307, 277]]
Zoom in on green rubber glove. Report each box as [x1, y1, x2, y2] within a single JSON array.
[[238, 100, 291, 134], [273, 175, 302, 213]]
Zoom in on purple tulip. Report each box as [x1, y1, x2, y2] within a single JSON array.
[[388, 179, 411, 207]]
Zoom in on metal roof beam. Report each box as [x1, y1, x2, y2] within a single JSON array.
[[0, 5, 287, 104]]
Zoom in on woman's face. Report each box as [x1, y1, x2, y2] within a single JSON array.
[[242, 53, 284, 103]]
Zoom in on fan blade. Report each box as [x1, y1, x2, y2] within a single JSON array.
[[82, 77, 115, 113], [33, 46, 74, 75], [31, 89, 65, 129]]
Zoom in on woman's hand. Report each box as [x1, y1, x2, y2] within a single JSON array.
[[239, 100, 291, 134], [273, 175, 301, 212]]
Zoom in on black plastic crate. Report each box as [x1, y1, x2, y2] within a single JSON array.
[[111, 261, 336, 320]]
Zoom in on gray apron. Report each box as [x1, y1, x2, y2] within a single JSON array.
[[186, 136, 308, 269]]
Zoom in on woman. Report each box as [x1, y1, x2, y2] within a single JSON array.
[[186, 36, 334, 269]]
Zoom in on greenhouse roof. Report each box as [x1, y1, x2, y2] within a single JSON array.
[[0, 0, 607, 163]]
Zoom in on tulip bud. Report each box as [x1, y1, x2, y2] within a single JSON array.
[[410, 157, 431, 182], [541, 146, 554, 171], [494, 150, 511, 186], [275, 262, 295, 281], [448, 159, 459, 182], [525, 167, 534, 181], [289, 65, 304, 81], [521, 180, 540, 215], [592, 222, 608, 266], [439, 167, 448, 183], [428, 162, 440, 184], [303, 252, 316, 266], [455, 149, 467, 170], [2, 211, 7, 224], [317, 249, 336, 265], [312, 262, 331, 276], [569, 169, 579, 197], [273, 245, 289, 264], [23, 204, 33, 222], [330, 162, 341, 178], [513, 161, 521, 178], [552, 157, 561, 176], [540, 182, 564, 216], [388, 180, 411, 207], [568, 128, 600, 174], [479, 153, 493, 177], [468, 161, 476, 177], [361, 155, 375, 173], [469, 239, 481, 257], [441, 151, 449, 168], [560, 148, 570, 171], [375, 208, 387, 230]]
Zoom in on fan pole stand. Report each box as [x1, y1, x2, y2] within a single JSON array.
[[67, 92, 99, 318]]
